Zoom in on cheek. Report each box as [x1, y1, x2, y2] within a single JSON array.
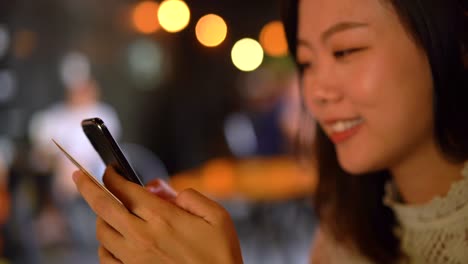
[[366, 48, 433, 125], [338, 53, 387, 105], [341, 47, 433, 115], [334, 49, 434, 173], [357, 49, 434, 144], [301, 76, 320, 115]]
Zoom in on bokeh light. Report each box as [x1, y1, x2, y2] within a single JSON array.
[[224, 113, 257, 157], [128, 39, 164, 88], [132, 1, 160, 34], [0, 137, 14, 167], [13, 29, 37, 59], [0, 25, 10, 58], [195, 14, 227, 47], [259, 21, 288, 57], [0, 70, 16, 103], [231, 38, 264, 72], [157, 0, 190, 33]]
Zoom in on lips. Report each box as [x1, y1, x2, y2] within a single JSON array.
[[323, 118, 364, 144]]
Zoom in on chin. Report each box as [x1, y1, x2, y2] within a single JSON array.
[[336, 151, 384, 175]]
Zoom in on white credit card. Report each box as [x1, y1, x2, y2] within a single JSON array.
[[52, 139, 123, 205]]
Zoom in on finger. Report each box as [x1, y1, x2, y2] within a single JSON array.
[[175, 188, 230, 225], [146, 179, 177, 202], [96, 217, 129, 261], [73, 170, 142, 237], [99, 246, 123, 264], [103, 167, 185, 221], [103, 166, 151, 213]]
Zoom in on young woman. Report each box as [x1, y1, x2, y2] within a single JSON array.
[[71, 0, 468, 263], [283, 0, 468, 263]]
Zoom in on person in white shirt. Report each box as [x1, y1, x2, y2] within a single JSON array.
[[29, 78, 121, 202], [29, 67, 121, 247]]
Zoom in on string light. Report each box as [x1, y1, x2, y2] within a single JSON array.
[[231, 38, 264, 72], [157, 0, 190, 33], [195, 14, 227, 47], [259, 21, 288, 57], [132, 1, 160, 34]]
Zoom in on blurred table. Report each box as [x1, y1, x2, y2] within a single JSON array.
[[165, 156, 317, 202]]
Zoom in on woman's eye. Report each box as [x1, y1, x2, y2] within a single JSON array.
[[298, 62, 313, 71], [333, 48, 366, 59]]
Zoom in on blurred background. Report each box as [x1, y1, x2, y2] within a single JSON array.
[[0, 0, 318, 263]]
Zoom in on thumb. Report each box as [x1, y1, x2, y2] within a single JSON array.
[[175, 188, 230, 225], [146, 179, 177, 202]]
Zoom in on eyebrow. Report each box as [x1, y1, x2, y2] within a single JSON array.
[[322, 21, 369, 42], [298, 21, 369, 49]]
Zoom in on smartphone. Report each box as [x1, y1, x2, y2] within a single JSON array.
[[81, 117, 144, 186]]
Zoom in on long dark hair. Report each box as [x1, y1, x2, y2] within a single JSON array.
[[282, 0, 468, 263]]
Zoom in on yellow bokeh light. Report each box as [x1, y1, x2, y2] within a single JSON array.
[[157, 0, 191, 33], [195, 14, 227, 47], [259, 21, 288, 57], [231, 38, 264, 72], [132, 1, 160, 34]]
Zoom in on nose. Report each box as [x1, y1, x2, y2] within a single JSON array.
[[310, 86, 343, 105], [302, 65, 343, 107]]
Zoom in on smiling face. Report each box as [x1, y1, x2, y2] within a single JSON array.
[[297, 0, 435, 174]]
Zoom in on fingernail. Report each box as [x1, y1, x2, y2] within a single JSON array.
[[147, 185, 163, 194]]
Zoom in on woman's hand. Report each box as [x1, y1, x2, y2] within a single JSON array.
[[72, 167, 243, 264]]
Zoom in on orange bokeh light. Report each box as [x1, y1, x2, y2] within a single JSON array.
[[13, 29, 37, 59], [259, 21, 289, 57], [132, 1, 160, 34], [195, 14, 227, 47]]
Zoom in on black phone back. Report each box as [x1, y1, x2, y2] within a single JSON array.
[[82, 117, 144, 186]]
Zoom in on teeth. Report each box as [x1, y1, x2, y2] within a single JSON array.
[[330, 118, 363, 133]]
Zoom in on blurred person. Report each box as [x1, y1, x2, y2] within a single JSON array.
[[239, 66, 293, 156], [71, 0, 467, 263], [225, 66, 308, 160], [279, 72, 315, 154], [29, 78, 121, 203], [29, 60, 121, 248]]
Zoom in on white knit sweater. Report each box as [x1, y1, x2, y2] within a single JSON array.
[[313, 164, 468, 264]]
